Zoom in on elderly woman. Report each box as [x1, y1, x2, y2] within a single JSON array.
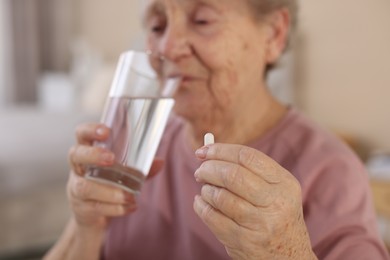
[[45, 0, 389, 259]]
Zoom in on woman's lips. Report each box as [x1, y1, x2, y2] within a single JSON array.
[[181, 76, 197, 82], [166, 73, 204, 87]]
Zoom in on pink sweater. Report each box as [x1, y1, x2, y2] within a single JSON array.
[[102, 108, 389, 259]]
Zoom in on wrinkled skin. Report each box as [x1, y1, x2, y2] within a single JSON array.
[[143, 0, 287, 145], [143, 0, 316, 258], [67, 123, 162, 232], [193, 144, 315, 259], [64, 0, 316, 258]]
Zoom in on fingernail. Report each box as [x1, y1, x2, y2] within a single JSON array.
[[100, 152, 114, 163], [124, 193, 135, 203], [195, 146, 208, 159], [96, 127, 106, 136], [125, 204, 137, 213], [194, 195, 202, 203], [194, 169, 201, 182]]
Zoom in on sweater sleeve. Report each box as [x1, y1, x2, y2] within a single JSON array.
[[302, 152, 389, 259]]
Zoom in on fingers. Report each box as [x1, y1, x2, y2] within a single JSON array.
[[69, 173, 135, 205], [76, 122, 110, 145], [200, 185, 266, 230], [68, 173, 137, 221], [195, 160, 275, 207], [70, 122, 113, 176], [76, 199, 137, 217], [68, 145, 115, 176], [196, 144, 283, 184], [193, 195, 240, 247]]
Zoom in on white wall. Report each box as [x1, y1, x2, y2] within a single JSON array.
[[72, 0, 143, 62], [298, 0, 390, 152]]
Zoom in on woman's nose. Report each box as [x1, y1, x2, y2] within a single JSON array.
[[158, 24, 191, 62]]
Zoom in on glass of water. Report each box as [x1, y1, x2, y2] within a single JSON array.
[[86, 50, 180, 194]]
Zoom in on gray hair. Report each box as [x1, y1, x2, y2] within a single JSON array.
[[248, 0, 299, 70], [249, 0, 298, 28]]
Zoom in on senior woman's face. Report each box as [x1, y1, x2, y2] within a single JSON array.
[[143, 0, 275, 122]]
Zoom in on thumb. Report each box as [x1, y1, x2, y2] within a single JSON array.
[[147, 158, 164, 180]]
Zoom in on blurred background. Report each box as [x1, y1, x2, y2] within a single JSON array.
[[0, 0, 389, 259]]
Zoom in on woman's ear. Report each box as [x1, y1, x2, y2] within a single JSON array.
[[264, 8, 291, 65]]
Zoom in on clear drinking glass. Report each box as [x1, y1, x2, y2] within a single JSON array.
[[86, 50, 180, 194]]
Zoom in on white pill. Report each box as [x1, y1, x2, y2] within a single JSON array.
[[204, 133, 215, 146]]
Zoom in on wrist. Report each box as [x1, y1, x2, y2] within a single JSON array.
[[67, 218, 105, 260], [71, 217, 106, 245], [72, 214, 107, 233]]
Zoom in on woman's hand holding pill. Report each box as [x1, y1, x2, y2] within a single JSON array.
[[193, 136, 316, 259]]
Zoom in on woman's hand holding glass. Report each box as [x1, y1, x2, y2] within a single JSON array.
[[193, 144, 316, 259], [67, 122, 163, 231], [67, 123, 136, 231]]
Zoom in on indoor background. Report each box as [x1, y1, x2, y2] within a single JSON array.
[[0, 0, 389, 259]]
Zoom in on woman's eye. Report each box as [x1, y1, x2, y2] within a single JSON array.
[[192, 7, 218, 29], [149, 23, 165, 34], [151, 25, 164, 33], [194, 19, 209, 25], [147, 16, 166, 34]]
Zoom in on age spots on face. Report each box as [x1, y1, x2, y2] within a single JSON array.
[[243, 42, 249, 51]]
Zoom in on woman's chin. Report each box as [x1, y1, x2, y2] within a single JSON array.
[[173, 105, 197, 120], [173, 102, 205, 121]]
